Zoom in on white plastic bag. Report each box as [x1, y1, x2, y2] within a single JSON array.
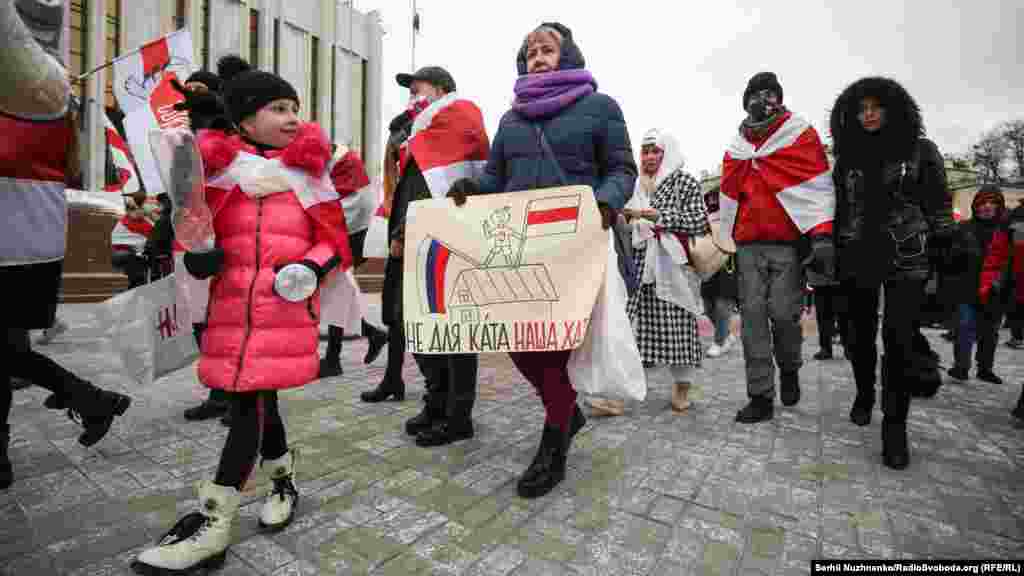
[[568, 231, 647, 401], [94, 274, 199, 385], [363, 207, 389, 259]]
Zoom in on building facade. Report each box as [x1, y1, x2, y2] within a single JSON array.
[[65, 0, 385, 192]]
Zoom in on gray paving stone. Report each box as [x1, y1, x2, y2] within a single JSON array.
[[2, 307, 1022, 572]]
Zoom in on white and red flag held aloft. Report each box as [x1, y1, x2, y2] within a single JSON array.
[[399, 92, 490, 198], [717, 114, 835, 245], [103, 114, 141, 196], [112, 28, 194, 196]]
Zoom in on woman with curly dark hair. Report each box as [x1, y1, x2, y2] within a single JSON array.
[[830, 77, 957, 469]]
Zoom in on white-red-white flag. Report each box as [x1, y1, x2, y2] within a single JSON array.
[[717, 114, 834, 246], [113, 29, 194, 196], [103, 114, 141, 195], [399, 93, 489, 198]]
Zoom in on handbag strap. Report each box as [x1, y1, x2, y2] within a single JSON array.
[[535, 125, 569, 187]]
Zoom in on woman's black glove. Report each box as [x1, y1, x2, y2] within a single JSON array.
[[183, 248, 225, 280], [447, 178, 480, 207]]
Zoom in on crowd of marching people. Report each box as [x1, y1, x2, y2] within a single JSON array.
[[4, 2, 1024, 572]]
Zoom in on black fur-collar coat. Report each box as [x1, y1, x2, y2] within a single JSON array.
[[830, 77, 956, 285]]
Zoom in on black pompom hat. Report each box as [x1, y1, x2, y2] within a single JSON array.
[[218, 55, 299, 127]]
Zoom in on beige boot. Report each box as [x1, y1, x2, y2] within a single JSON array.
[[588, 397, 625, 417], [671, 382, 692, 412], [259, 450, 299, 531], [132, 481, 240, 573]]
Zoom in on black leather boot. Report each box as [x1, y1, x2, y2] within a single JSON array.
[[403, 358, 444, 434], [881, 372, 911, 470], [184, 389, 229, 421], [1012, 388, 1024, 422], [416, 355, 477, 447], [735, 395, 774, 423], [850, 356, 878, 427], [516, 424, 570, 499], [319, 325, 345, 378], [361, 329, 405, 402], [780, 371, 801, 407], [1, 424, 11, 490], [362, 321, 387, 365], [67, 381, 131, 447]]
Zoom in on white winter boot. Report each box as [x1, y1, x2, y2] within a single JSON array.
[[258, 450, 298, 531], [131, 481, 240, 574]]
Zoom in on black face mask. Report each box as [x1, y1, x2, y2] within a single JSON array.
[[746, 91, 780, 123]]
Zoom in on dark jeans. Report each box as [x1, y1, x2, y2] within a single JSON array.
[[813, 285, 847, 350], [843, 279, 924, 422], [954, 303, 1001, 372], [2, 328, 101, 430], [213, 391, 287, 489]]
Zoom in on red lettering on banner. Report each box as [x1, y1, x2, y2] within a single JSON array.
[[149, 72, 189, 129], [156, 304, 179, 341]]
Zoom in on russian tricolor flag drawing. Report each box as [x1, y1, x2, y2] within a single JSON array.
[[417, 236, 478, 315], [525, 194, 581, 238]]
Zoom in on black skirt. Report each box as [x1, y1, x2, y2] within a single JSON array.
[[1, 260, 63, 329]]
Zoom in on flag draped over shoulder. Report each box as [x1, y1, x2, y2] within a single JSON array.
[[717, 114, 834, 245], [399, 92, 490, 198]]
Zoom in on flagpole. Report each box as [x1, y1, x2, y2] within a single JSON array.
[[75, 28, 188, 81], [411, 0, 417, 71]]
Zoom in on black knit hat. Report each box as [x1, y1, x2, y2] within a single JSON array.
[[184, 70, 222, 93], [218, 55, 299, 127], [743, 72, 783, 111]]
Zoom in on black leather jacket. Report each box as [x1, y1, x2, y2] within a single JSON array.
[[833, 138, 955, 282]]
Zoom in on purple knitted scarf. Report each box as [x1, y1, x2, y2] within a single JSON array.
[[512, 70, 597, 119]]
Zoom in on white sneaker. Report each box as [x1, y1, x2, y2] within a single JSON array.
[[720, 334, 737, 354], [706, 343, 724, 358]]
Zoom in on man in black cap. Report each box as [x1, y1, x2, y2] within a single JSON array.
[[371, 65, 489, 448], [719, 71, 836, 424]]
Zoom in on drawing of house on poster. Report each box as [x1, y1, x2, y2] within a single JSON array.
[[416, 192, 580, 322]]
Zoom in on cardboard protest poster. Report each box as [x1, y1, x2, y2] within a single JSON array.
[[402, 186, 608, 354]]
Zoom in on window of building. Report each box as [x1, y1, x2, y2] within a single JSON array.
[[329, 49, 336, 139], [310, 35, 319, 122], [351, 57, 367, 153], [174, 0, 187, 29], [248, 9, 260, 65], [104, 0, 121, 108], [70, 0, 88, 97]]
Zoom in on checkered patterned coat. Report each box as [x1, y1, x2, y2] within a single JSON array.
[[626, 169, 709, 367]]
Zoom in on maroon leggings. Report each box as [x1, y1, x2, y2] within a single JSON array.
[[508, 350, 577, 431]]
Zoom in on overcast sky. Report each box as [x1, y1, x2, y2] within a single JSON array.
[[358, 0, 1022, 176]]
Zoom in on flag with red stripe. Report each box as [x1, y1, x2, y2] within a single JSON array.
[[717, 114, 834, 245], [400, 93, 489, 198], [525, 194, 581, 237], [103, 114, 141, 195]]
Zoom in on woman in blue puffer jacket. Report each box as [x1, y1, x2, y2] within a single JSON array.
[[451, 21, 637, 499]]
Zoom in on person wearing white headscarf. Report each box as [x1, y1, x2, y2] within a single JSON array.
[[590, 129, 708, 417]]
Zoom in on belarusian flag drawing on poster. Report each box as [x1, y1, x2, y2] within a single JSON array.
[[112, 28, 194, 196]]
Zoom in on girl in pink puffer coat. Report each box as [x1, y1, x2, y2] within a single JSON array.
[[134, 56, 350, 575]]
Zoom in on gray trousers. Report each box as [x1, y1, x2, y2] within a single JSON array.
[[736, 243, 805, 399]]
